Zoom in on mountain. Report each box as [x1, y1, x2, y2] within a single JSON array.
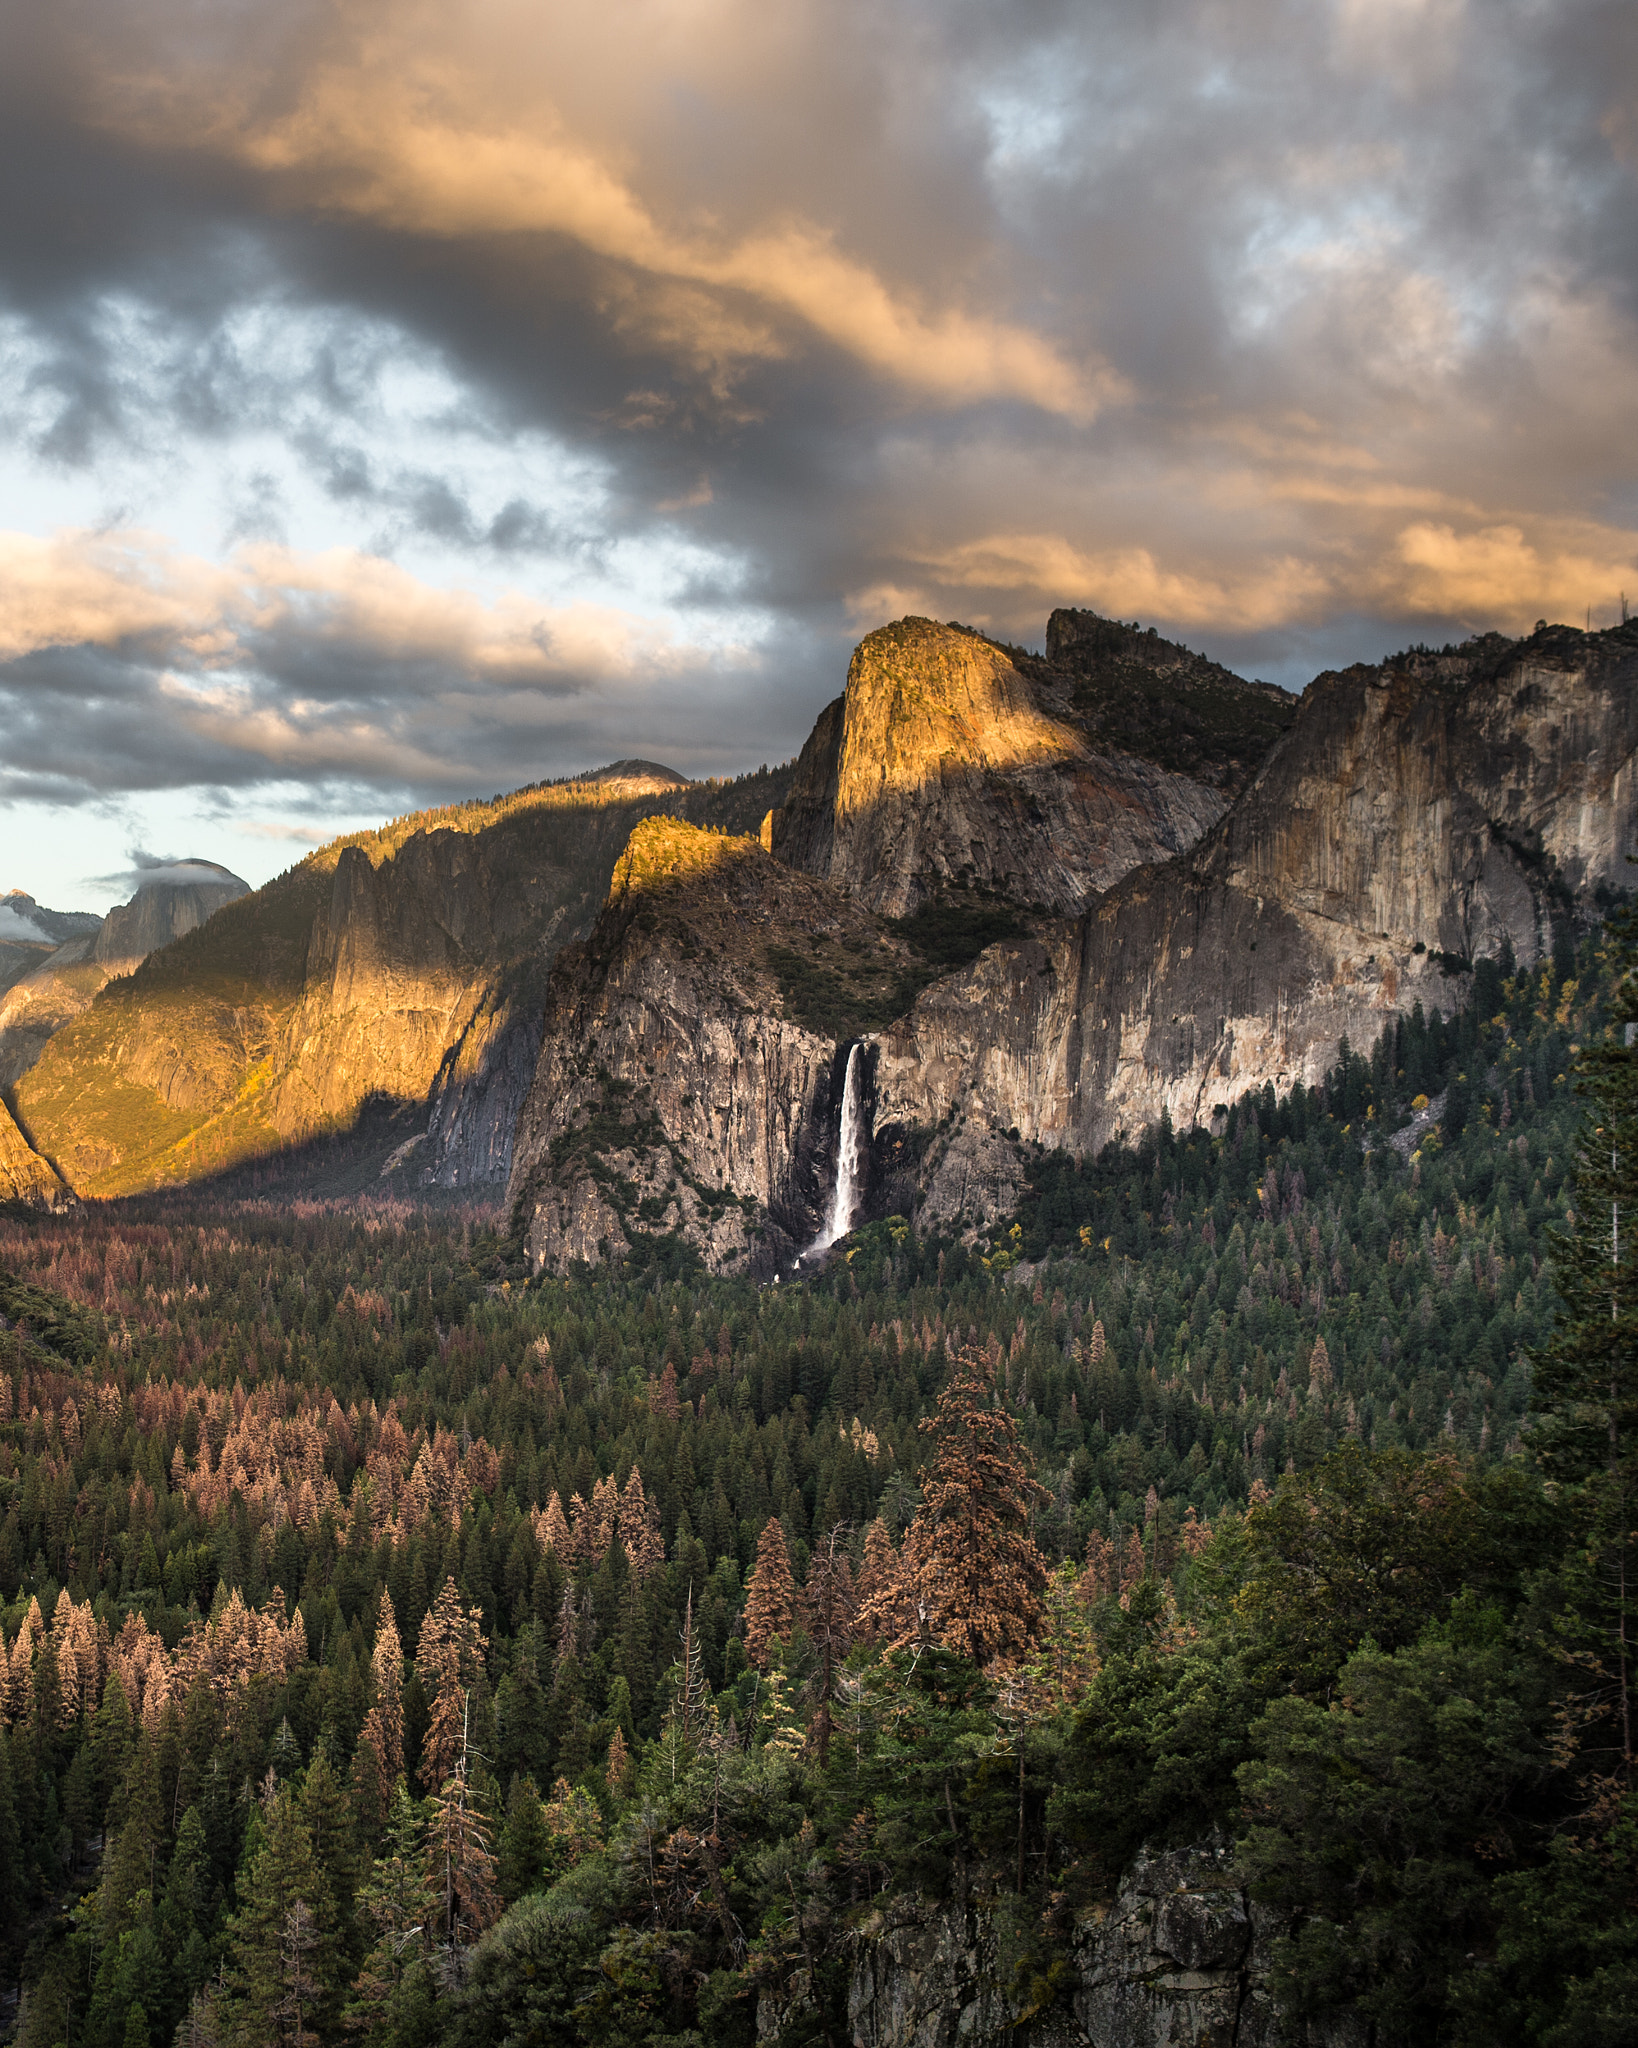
[[506, 815, 930, 1275], [7, 767, 786, 1200], [91, 860, 248, 969], [0, 863, 249, 1089], [510, 614, 1638, 1271], [873, 620, 1638, 1224], [0, 891, 102, 1004], [766, 615, 1290, 915]]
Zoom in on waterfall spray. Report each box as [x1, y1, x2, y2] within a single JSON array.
[[806, 1042, 866, 1257]]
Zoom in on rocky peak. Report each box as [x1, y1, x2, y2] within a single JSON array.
[[769, 615, 1234, 917], [93, 860, 250, 970], [0, 891, 101, 946]]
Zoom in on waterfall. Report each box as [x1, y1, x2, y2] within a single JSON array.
[[806, 1041, 866, 1257]]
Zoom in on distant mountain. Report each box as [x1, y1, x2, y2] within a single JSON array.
[[0, 863, 249, 1090], [0, 891, 103, 1006], [92, 860, 248, 969], [8, 766, 788, 1200]]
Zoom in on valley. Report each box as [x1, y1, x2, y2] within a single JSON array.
[[1, 606, 1635, 2048]]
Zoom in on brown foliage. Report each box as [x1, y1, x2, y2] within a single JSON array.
[[867, 1345, 1049, 1669], [743, 1518, 797, 1671]]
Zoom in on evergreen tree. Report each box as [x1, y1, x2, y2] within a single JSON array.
[[873, 1346, 1048, 1668], [298, 1750, 359, 2026], [348, 1786, 435, 2047], [495, 1775, 550, 1907], [802, 1524, 856, 1765], [359, 1591, 405, 1811], [414, 1581, 486, 1797], [218, 1784, 343, 2048], [743, 1520, 797, 1670]]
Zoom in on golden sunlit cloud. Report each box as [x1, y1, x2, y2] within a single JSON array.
[[93, 49, 1112, 421]]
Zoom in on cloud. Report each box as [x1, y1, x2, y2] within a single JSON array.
[[0, 523, 777, 801], [89, 854, 247, 896], [0, 0, 1630, 801], [0, 905, 49, 943], [87, 14, 1113, 421]]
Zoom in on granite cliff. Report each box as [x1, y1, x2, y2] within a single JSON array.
[[506, 815, 925, 1277], [870, 620, 1638, 1231], [513, 615, 1638, 1269], [767, 616, 1291, 917], [797, 1846, 1363, 2048], [0, 865, 249, 1091]]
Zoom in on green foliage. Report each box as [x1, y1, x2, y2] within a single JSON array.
[[3, 921, 1637, 2043]]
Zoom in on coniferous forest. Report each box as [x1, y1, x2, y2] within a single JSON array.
[[1, 928, 1635, 2046]]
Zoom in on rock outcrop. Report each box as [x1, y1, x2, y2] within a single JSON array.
[[91, 862, 249, 970], [0, 1096, 69, 1209], [507, 817, 915, 1276], [820, 1847, 1358, 2048], [768, 617, 1284, 918], [0, 867, 247, 1090]]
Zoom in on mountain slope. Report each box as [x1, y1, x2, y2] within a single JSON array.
[[11, 766, 788, 1199]]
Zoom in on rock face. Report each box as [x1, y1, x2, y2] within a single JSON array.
[[0, 1096, 70, 1209], [507, 817, 915, 1277], [92, 862, 249, 970], [827, 1848, 1355, 2048], [514, 618, 1638, 1268], [868, 623, 1638, 1221], [768, 617, 1281, 918], [0, 869, 247, 1090]]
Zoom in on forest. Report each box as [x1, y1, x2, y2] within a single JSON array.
[[0, 926, 1633, 2046]]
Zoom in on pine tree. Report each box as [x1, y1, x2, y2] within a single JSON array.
[[743, 1519, 797, 1669], [414, 1579, 486, 1796], [422, 1689, 499, 1956], [298, 1750, 359, 2025], [347, 1786, 434, 2042], [218, 1784, 340, 2048], [802, 1524, 856, 1765], [495, 1774, 550, 1906], [358, 1591, 404, 1811], [890, 1345, 1049, 1668]]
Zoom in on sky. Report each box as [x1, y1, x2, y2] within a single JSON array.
[[1, 0, 1635, 912]]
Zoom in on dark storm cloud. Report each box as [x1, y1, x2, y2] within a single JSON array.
[[0, 0, 1632, 812]]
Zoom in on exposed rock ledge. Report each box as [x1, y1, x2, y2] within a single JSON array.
[[761, 1846, 1363, 2048]]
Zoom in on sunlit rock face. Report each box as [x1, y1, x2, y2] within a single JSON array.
[[768, 616, 1266, 917], [0, 1096, 69, 1209], [0, 869, 248, 1091], [874, 623, 1638, 1199], [9, 764, 790, 1200]]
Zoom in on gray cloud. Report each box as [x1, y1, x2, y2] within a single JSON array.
[[0, 0, 1631, 816]]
